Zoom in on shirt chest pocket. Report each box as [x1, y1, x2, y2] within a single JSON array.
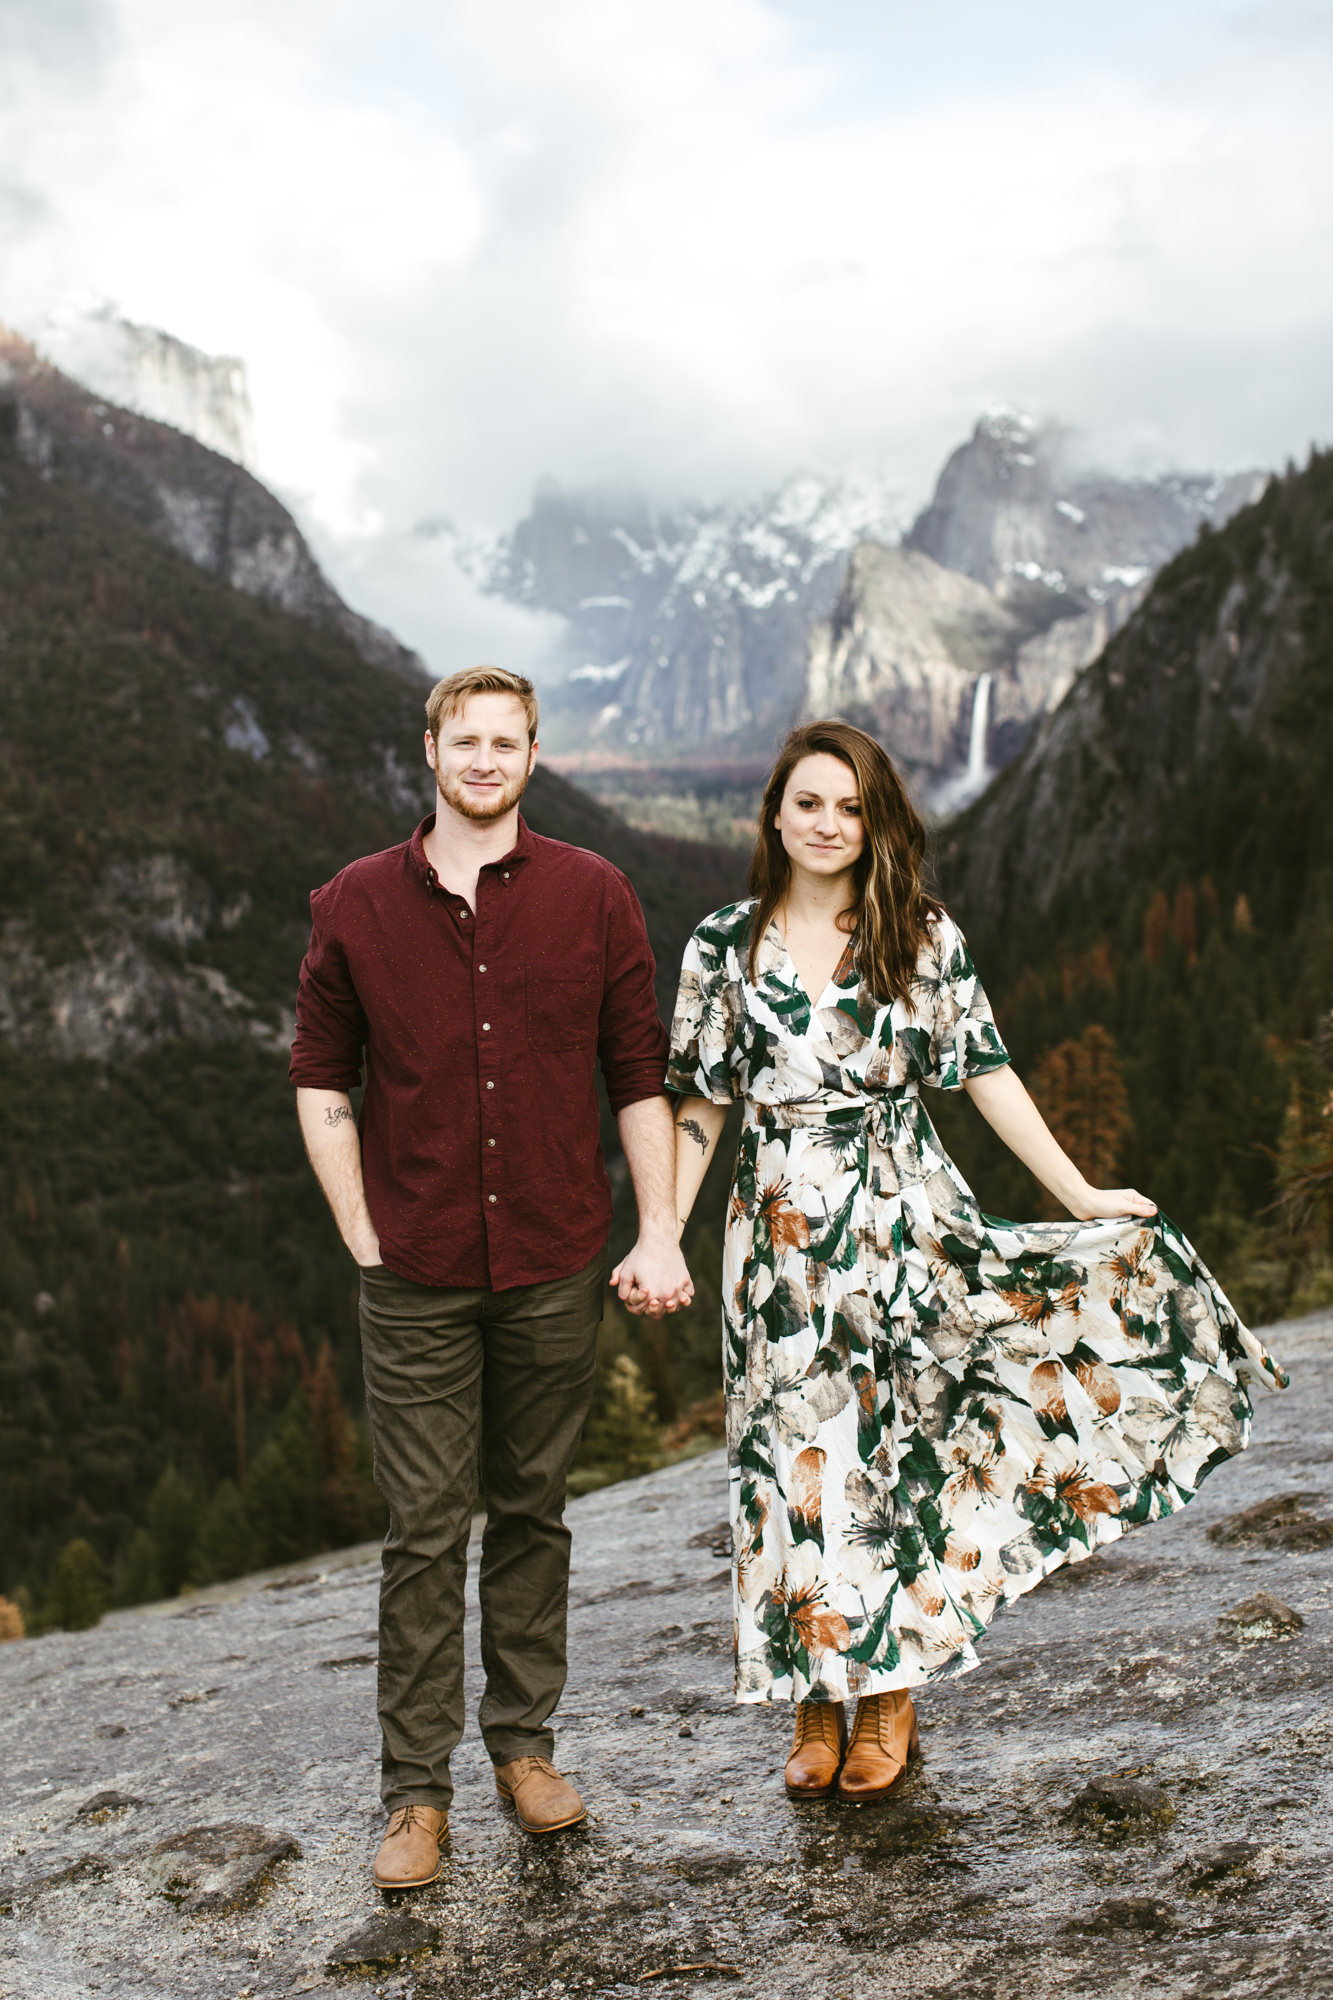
[[525, 970, 601, 1053]]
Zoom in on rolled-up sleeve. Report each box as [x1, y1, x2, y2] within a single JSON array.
[[288, 885, 368, 1091], [597, 873, 670, 1114], [665, 928, 738, 1103], [924, 914, 1011, 1092]]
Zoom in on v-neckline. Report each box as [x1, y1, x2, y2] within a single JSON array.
[[770, 920, 856, 1016]]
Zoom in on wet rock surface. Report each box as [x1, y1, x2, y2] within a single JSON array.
[[326, 1911, 440, 1974], [1208, 1491, 1333, 1552], [1, 1311, 1331, 1999], [140, 1824, 303, 1916], [1066, 1776, 1171, 1828]]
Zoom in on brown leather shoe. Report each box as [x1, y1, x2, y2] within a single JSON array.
[[494, 1755, 587, 1833], [784, 1700, 847, 1798], [373, 1802, 448, 1888], [837, 1692, 919, 1802]]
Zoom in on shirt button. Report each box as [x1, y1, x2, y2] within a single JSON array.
[[488, 1194, 497, 1204], [482, 1022, 490, 1031], [502, 871, 510, 880], [478, 963, 487, 972], [486, 1081, 494, 1090], [488, 1138, 496, 1147]]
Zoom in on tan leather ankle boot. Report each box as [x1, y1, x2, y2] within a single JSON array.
[[373, 1802, 448, 1888], [784, 1700, 847, 1798], [837, 1691, 919, 1801], [494, 1756, 586, 1833]]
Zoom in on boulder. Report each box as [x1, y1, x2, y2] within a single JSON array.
[[141, 1823, 301, 1915], [1216, 1593, 1305, 1642]]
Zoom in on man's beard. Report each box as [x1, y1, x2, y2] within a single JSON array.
[[435, 763, 530, 823]]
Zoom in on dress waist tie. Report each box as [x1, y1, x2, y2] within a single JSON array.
[[751, 1091, 929, 1337]]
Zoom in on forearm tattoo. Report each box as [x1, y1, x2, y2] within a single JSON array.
[[324, 1105, 354, 1129], [678, 1117, 710, 1154]]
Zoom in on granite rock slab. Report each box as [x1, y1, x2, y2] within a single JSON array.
[[1, 1312, 1332, 1999]]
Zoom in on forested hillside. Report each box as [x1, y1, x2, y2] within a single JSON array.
[[933, 451, 1333, 1328], [0, 404, 742, 1628]]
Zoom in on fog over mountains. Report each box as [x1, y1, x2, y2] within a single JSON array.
[[446, 470, 905, 759], [38, 306, 259, 472], [471, 412, 1264, 804], [25, 309, 1268, 808]]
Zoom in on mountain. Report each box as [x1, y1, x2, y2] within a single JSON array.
[[0, 377, 743, 1621], [37, 306, 259, 468], [908, 408, 1263, 604], [805, 542, 1030, 800], [460, 471, 905, 756], [935, 455, 1323, 935], [927, 449, 1333, 1325], [0, 327, 422, 685], [797, 413, 1267, 805], [478, 414, 1265, 804]]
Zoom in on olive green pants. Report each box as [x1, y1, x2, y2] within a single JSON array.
[[358, 1253, 604, 1811]]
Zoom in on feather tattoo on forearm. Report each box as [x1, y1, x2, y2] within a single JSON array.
[[678, 1117, 710, 1154]]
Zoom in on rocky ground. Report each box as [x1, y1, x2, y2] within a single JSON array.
[[2, 1312, 1331, 2000]]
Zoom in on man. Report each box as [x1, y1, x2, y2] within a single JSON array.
[[290, 665, 690, 1889]]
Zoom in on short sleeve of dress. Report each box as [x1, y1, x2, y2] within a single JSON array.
[[665, 926, 739, 1103], [923, 914, 1011, 1091]]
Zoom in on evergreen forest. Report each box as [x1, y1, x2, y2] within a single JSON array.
[[936, 451, 1333, 1334], [2, 392, 1331, 1639], [0, 414, 741, 1632]]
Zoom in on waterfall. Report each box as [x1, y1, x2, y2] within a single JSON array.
[[964, 672, 992, 791], [929, 673, 994, 817]]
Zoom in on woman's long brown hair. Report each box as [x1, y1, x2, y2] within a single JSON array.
[[747, 720, 942, 1003]]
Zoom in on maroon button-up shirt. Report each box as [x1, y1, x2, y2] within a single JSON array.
[[289, 815, 669, 1291]]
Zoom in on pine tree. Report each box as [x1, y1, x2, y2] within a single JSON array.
[[1030, 1024, 1133, 1208], [1172, 884, 1198, 963], [146, 1466, 204, 1597], [1272, 1028, 1333, 1274], [306, 1342, 372, 1548], [113, 1528, 163, 1607], [578, 1353, 663, 1484], [1143, 891, 1170, 964], [245, 1398, 320, 1567], [193, 1480, 256, 1585], [44, 1538, 108, 1632]]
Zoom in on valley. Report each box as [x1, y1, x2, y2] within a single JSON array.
[[0, 319, 1328, 1648], [476, 410, 1264, 812]]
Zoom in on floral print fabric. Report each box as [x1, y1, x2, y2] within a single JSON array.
[[667, 900, 1287, 1705]]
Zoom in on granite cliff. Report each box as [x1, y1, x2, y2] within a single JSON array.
[[478, 414, 1263, 801], [935, 450, 1325, 932], [0, 329, 422, 686], [37, 306, 260, 470], [463, 471, 905, 757], [808, 413, 1265, 804]]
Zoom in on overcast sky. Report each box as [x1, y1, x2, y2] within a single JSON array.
[[3, 0, 1332, 667]]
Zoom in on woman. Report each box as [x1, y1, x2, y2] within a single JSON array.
[[667, 721, 1285, 1803]]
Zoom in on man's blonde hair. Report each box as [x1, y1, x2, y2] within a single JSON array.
[[425, 666, 539, 743]]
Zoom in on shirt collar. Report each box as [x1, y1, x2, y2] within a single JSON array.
[[408, 812, 538, 889]]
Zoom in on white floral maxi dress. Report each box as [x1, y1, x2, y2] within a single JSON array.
[[665, 900, 1287, 1706]]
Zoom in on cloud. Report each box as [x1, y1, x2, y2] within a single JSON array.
[[308, 518, 566, 684], [2, 0, 1332, 579]]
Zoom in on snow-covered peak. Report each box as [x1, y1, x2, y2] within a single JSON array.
[[976, 406, 1038, 449]]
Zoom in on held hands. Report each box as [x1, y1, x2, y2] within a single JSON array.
[[610, 1236, 694, 1320], [1064, 1182, 1158, 1222]]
